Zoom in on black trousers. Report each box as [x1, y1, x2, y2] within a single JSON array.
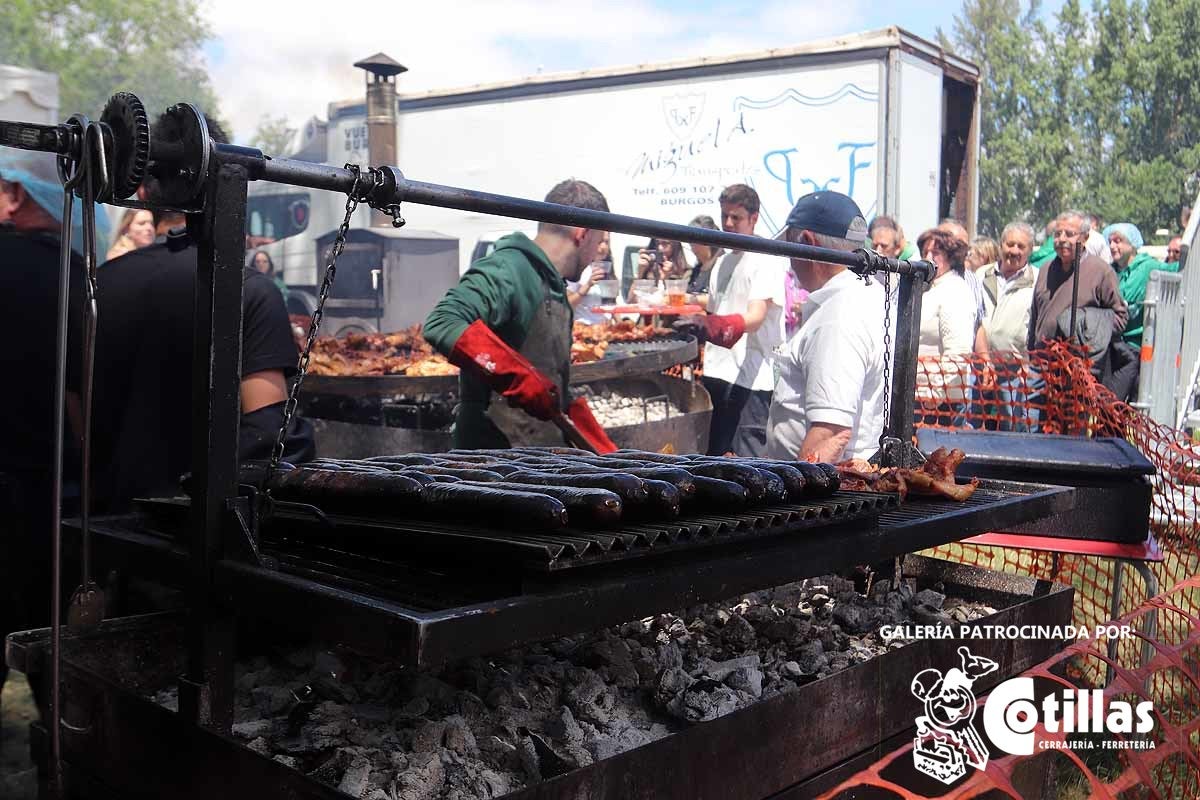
[[703, 376, 751, 455], [1107, 340, 1141, 403]]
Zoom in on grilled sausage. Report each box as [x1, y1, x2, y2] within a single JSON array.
[[459, 482, 623, 527], [630, 479, 681, 519], [409, 466, 508, 482], [816, 462, 841, 494], [511, 446, 597, 457], [430, 459, 522, 476], [268, 468, 425, 510], [434, 453, 518, 465], [363, 454, 438, 466], [792, 462, 835, 497], [504, 470, 649, 505], [708, 459, 807, 500], [609, 449, 691, 464], [680, 462, 767, 502], [688, 475, 749, 509], [419, 483, 569, 530]]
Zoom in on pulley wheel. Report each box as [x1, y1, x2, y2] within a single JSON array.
[[99, 92, 150, 201], [146, 102, 210, 206]]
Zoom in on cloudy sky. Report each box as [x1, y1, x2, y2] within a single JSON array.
[[203, 0, 1059, 140]]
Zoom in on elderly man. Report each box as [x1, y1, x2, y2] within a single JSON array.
[[1165, 235, 1183, 269], [1027, 210, 1127, 356], [767, 191, 886, 462], [691, 184, 787, 456], [1106, 223, 1166, 401], [975, 222, 1037, 430], [868, 215, 915, 260]]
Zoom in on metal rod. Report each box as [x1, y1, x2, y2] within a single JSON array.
[[890, 272, 926, 458], [235, 148, 934, 280], [1070, 241, 1081, 346], [48, 164, 78, 800]]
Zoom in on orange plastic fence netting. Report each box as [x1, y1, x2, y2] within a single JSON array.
[[816, 575, 1200, 800]]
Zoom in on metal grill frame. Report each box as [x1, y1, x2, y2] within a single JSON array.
[[72, 479, 1074, 670]]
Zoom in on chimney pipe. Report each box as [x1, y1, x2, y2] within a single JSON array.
[[355, 52, 407, 227]]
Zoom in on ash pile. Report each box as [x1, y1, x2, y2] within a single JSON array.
[[165, 576, 996, 799], [575, 386, 681, 428]]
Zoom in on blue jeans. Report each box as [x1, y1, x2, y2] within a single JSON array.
[[974, 364, 1042, 432]]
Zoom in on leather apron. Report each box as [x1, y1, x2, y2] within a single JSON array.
[[481, 282, 572, 447]]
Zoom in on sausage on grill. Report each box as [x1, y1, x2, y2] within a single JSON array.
[[419, 483, 569, 530], [268, 468, 425, 509], [459, 482, 622, 527], [504, 470, 650, 505], [792, 462, 835, 498], [689, 475, 749, 509]]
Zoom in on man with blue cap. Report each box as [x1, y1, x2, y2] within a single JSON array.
[[0, 147, 108, 706], [1106, 222, 1166, 400], [766, 190, 890, 462]]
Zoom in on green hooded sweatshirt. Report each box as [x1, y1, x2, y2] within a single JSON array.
[[1116, 251, 1167, 345]]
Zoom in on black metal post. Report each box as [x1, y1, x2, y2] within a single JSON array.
[[889, 271, 927, 467], [178, 159, 247, 732]]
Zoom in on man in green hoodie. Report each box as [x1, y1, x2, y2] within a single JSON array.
[[424, 179, 616, 451], [1106, 222, 1166, 401]]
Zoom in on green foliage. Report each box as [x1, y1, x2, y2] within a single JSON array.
[[249, 115, 296, 156], [943, 0, 1200, 236], [0, 0, 225, 135]]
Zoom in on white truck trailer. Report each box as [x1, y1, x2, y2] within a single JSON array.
[[250, 26, 979, 326]]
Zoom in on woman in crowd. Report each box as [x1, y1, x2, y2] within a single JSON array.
[[105, 208, 156, 261], [685, 215, 723, 304], [965, 236, 999, 272], [249, 250, 288, 299], [915, 228, 976, 425], [629, 237, 689, 306]]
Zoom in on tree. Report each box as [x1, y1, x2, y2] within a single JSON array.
[[0, 0, 225, 136], [250, 115, 296, 156], [1087, 0, 1200, 231], [938, 0, 1049, 234]]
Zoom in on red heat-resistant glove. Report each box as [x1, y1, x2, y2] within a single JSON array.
[[702, 313, 746, 349], [449, 320, 561, 420], [566, 397, 618, 454]]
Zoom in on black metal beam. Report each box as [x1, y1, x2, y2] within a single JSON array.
[[180, 160, 247, 733]]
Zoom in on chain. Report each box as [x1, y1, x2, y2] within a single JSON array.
[[880, 269, 893, 439], [263, 164, 367, 499]]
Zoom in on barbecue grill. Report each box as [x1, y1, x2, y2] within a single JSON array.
[[1, 93, 1084, 799]]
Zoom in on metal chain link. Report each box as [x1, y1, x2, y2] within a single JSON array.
[[880, 269, 893, 439], [263, 164, 367, 498]]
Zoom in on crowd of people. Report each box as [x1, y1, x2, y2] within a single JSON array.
[[557, 185, 1188, 459]]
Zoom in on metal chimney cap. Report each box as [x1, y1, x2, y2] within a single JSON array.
[[354, 53, 408, 78]]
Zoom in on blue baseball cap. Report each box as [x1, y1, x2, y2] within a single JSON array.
[[784, 191, 868, 244]]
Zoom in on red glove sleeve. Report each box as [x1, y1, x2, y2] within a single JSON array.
[[565, 397, 618, 454], [703, 313, 746, 348], [449, 320, 560, 420]]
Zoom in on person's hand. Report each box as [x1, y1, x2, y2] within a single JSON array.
[[636, 249, 654, 277], [979, 362, 999, 391], [449, 321, 561, 420]]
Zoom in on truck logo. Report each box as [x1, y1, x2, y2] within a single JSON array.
[[662, 93, 705, 140]]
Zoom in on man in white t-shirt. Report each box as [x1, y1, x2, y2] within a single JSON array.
[[685, 184, 787, 456], [767, 191, 889, 462]]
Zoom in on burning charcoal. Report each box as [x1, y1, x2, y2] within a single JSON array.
[[868, 578, 892, 602], [725, 666, 764, 698], [587, 726, 652, 761], [545, 706, 584, 745], [251, 685, 296, 717], [273, 754, 300, 770], [350, 704, 392, 724], [246, 736, 271, 756], [913, 589, 946, 610], [910, 603, 949, 625], [653, 667, 693, 709], [564, 667, 615, 726], [694, 654, 760, 682], [808, 592, 831, 609], [780, 661, 804, 679], [479, 736, 521, 771], [313, 649, 348, 681], [721, 613, 757, 650], [231, 718, 275, 739], [679, 679, 743, 723], [398, 696, 430, 719], [583, 634, 639, 689], [763, 616, 810, 646], [795, 641, 828, 676], [443, 715, 480, 758], [411, 719, 448, 753], [337, 754, 372, 798], [395, 751, 445, 800]]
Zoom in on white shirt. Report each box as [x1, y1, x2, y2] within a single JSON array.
[[703, 250, 788, 391], [1086, 229, 1113, 264], [568, 264, 606, 325], [917, 270, 976, 404], [767, 270, 888, 462]]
